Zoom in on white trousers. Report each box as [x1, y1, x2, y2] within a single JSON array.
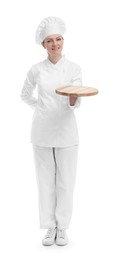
[[32, 145, 79, 229]]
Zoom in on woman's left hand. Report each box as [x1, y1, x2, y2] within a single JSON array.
[[69, 96, 77, 106]]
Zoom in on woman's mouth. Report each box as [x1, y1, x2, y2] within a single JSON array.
[[52, 47, 60, 51]]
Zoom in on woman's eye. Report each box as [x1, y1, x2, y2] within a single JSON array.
[[57, 38, 62, 41]]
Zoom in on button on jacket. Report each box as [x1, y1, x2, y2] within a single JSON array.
[[21, 56, 82, 147]]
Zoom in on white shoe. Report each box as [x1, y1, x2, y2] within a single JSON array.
[[42, 227, 57, 246], [56, 228, 69, 246]]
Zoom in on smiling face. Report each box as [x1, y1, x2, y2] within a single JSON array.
[[42, 34, 64, 57]]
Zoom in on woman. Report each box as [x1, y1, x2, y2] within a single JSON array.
[[21, 16, 82, 246]]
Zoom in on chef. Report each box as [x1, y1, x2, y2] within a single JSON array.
[[21, 16, 82, 246]]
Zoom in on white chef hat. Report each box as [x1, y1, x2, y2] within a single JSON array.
[[35, 16, 66, 44]]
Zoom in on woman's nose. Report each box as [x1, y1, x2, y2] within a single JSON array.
[[52, 40, 57, 46]]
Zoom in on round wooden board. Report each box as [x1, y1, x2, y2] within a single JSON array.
[[55, 86, 98, 97]]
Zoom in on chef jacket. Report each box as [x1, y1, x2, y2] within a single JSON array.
[[21, 55, 82, 147]]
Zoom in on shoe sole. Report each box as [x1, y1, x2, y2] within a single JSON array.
[[42, 243, 55, 246], [42, 242, 55, 246], [55, 241, 68, 246], [56, 243, 68, 246]]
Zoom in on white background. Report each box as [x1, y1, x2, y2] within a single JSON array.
[[0, 0, 114, 259]]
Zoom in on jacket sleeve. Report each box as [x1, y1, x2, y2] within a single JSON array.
[[20, 66, 38, 108], [68, 65, 82, 110]]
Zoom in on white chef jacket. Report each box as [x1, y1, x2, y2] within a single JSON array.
[[21, 55, 82, 147]]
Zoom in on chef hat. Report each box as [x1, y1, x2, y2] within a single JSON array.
[[35, 16, 66, 44]]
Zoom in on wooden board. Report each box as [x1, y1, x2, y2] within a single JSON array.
[[55, 86, 98, 97]]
